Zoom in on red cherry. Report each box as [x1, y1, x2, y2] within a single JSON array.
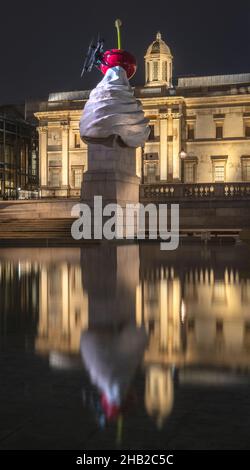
[[101, 393, 121, 420], [99, 49, 137, 80]]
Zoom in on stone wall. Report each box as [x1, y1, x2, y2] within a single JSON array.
[[1, 198, 250, 231]]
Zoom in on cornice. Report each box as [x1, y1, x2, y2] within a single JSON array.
[[184, 94, 250, 107], [140, 96, 185, 106], [186, 138, 250, 144], [34, 110, 82, 120]]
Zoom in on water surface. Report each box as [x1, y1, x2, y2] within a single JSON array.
[[1, 243, 250, 450]]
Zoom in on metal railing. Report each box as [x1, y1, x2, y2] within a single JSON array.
[[140, 182, 250, 200]]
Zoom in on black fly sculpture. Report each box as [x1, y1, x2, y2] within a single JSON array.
[[81, 35, 105, 77]]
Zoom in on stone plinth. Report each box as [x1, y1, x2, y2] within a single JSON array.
[[81, 141, 140, 208]]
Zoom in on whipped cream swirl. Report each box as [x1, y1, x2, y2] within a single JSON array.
[[80, 66, 150, 148]]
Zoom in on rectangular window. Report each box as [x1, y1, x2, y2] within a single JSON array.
[[74, 133, 81, 148], [72, 167, 84, 188], [187, 124, 194, 140], [214, 164, 225, 182], [245, 125, 250, 137], [216, 124, 223, 139], [146, 162, 157, 183], [242, 158, 250, 181], [148, 125, 155, 141], [184, 162, 196, 183]]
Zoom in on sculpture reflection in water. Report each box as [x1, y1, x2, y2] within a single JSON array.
[[80, 245, 148, 429], [2, 244, 250, 436]]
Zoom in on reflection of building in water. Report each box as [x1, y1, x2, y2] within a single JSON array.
[[140, 245, 250, 369], [0, 248, 88, 355], [2, 244, 250, 428], [0, 255, 39, 342], [36, 255, 88, 354], [141, 269, 181, 358], [140, 245, 250, 426], [184, 268, 250, 362], [145, 365, 174, 429]]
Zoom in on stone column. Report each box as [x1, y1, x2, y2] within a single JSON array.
[[172, 116, 181, 181], [38, 126, 48, 194], [61, 124, 69, 195], [159, 115, 168, 181], [136, 146, 142, 178]]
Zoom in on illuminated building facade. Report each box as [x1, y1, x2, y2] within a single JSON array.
[[0, 106, 39, 199], [35, 32, 250, 198]]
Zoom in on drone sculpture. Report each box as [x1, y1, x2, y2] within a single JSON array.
[[81, 19, 137, 80]]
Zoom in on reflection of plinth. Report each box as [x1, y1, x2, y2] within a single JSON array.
[[81, 141, 140, 208], [81, 244, 140, 326]]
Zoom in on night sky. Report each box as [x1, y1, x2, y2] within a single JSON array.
[[1, 0, 250, 104]]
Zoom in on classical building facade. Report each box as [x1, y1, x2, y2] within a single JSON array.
[[35, 33, 250, 198]]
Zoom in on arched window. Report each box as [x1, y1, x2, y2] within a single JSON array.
[[146, 62, 150, 82], [153, 61, 159, 81], [162, 61, 168, 81], [169, 63, 172, 84]]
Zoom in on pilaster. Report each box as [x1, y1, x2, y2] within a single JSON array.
[[172, 115, 181, 180], [61, 124, 69, 188], [38, 126, 48, 187], [159, 114, 168, 180]]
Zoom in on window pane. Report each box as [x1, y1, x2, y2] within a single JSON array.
[[185, 163, 195, 183], [242, 160, 250, 181], [153, 62, 158, 81], [245, 126, 250, 137], [146, 163, 157, 183], [214, 165, 225, 182], [74, 133, 80, 148], [187, 125, 194, 140], [169, 63, 172, 82], [148, 125, 155, 141], [162, 61, 168, 81], [216, 125, 223, 139], [73, 169, 83, 188]]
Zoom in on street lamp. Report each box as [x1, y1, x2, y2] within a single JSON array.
[[179, 149, 187, 183], [17, 187, 21, 200]]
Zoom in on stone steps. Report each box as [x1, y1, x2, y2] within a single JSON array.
[[0, 218, 76, 240]]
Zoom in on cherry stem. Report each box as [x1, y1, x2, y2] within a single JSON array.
[[115, 19, 122, 49]]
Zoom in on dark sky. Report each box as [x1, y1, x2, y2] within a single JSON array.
[[1, 0, 250, 104]]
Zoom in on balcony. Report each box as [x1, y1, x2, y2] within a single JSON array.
[[140, 182, 250, 201]]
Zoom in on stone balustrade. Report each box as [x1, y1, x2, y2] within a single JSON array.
[[140, 182, 250, 200]]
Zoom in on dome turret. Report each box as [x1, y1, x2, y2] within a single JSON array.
[[144, 32, 173, 87]]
